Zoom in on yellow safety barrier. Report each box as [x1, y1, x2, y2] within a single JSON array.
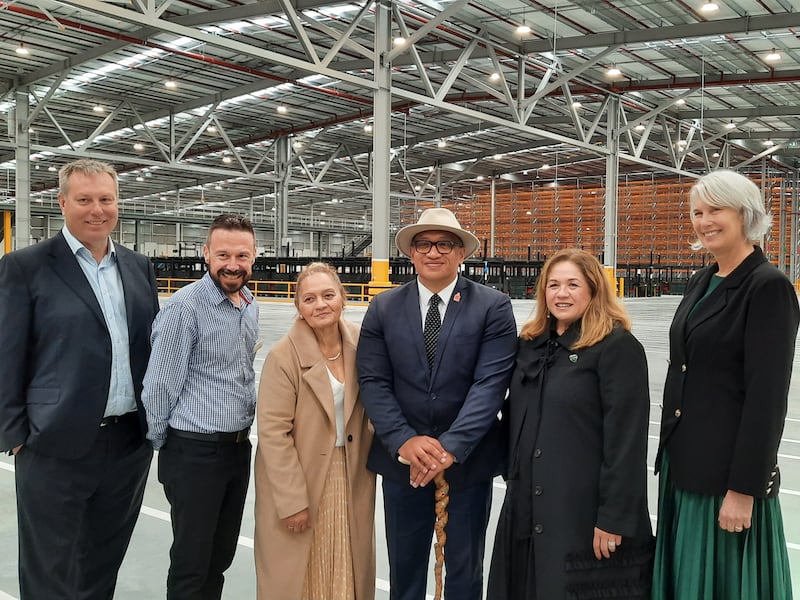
[[157, 278, 384, 304]]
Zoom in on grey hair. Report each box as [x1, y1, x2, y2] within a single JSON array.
[[59, 159, 119, 197], [688, 169, 771, 251]]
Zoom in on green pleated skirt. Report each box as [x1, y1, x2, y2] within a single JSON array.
[[652, 453, 793, 599]]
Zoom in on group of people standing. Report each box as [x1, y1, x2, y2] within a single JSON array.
[[0, 159, 796, 600]]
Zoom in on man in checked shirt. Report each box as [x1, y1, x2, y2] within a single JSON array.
[[142, 213, 259, 600]]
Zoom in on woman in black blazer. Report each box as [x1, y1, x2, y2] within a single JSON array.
[[488, 249, 654, 600], [653, 169, 799, 599]]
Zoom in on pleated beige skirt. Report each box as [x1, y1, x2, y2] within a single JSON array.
[[302, 447, 355, 600]]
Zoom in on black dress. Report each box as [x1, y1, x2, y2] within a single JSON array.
[[487, 323, 654, 600]]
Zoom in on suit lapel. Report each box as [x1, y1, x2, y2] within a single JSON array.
[[49, 233, 107, 330], [289, 320, 337, 431], [401, 283, 429, 375], [115, 245, 136, 331], [429, 276, 466, 382]]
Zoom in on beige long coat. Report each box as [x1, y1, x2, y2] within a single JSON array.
[[254, 317, 376, 600]]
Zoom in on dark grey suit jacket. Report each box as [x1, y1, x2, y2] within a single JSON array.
[[357, 275, 517, 490], [0, 232, 160, 458]]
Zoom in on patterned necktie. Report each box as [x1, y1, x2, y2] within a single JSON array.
[[424, 294, 442, 369]]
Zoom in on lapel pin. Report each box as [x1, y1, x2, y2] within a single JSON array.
[[453, 292, 461, 303], [569, 354, 578, 363]]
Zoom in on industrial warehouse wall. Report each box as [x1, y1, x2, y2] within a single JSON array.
[[399, 177, 794, 273]]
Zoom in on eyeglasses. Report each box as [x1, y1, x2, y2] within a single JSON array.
[[411, 239, 463, 254]]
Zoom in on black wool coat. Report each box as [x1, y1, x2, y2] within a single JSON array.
[[656, 246, 800, 498], [488, 324, 653, 600]]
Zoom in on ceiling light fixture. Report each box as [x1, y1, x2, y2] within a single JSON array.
[[725, 122, 736, 129], [516, 23, 531, 35], [572, 101, 582, 109], [635, 124, 646, 132], [606, 65, 621, 77], [133, 142, 144, 151], [93, 105, 104, 113], [276, 105, 288, 114], [490, 72, 501, 81], [438, 139, 447, 148], [476, 175, 485, 182], [675, 98, 686, 105], [700, 2, 719, 12], [164, 79, 177, 89], [207, 125, 218, 134], [493, 153, 503, 160], [15, 42, 29, 55], [393, 37, 406, 46], [364, 123, 373, 133], [764, 139, 775, 147], [222, 155, 233, 163], [766, 49, 781, 62]]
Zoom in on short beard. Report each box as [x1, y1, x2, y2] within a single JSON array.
[[210, 268, 251, 295]]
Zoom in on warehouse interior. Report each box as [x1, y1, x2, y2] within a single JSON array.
[[3, 0, 800, 285]]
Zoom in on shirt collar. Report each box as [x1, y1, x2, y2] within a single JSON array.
[[62, 225, 116, 260], [417, 275, 458, 307]]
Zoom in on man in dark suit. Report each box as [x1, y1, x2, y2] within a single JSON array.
[[0, 159, 160, 599], [357, 208, 517, 600]]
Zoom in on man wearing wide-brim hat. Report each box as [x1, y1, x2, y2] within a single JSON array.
[[357, 207, 517, 600]]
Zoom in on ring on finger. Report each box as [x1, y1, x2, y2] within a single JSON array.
[[734, 526, 743, 532], [607, 541, 616, 548]]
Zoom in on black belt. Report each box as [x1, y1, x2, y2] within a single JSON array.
[[100, 412, 138, 427], [168, 427, 251, 444]]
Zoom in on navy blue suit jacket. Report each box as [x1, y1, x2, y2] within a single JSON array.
[[357, 275, 517, 490], [0, 232, 160, 458]]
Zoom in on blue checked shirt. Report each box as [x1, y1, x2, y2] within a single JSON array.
[[62, 226, 135, 417], [142, 273, 259, 449]]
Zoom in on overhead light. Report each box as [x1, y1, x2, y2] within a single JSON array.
[[572, 101, 582, 109], [222, 155, 233, 163], [763, 139, 775, 147], [48, 166, 57, 172], [606, 65, 621, 77], [292, 140, 304, 150], [414, 185, 421, 191], [476, 175, 485, 182], [493, 153, 503, 160], [393, 37, 406, 46], [516, 23, 531, 35], [364, 123, 373, 133], [635, 124, 646, 132], [320, 211, 326, 216], [437, 139, 447, 148], [136, 176, 144, 182], [675, 98, 686, 105], [541, 164, 551, 170], [207, 125, 218, 134], [276, 105, 288, 114], [700, 2, 719, 12], [712, 152, 720, 157], [489, 72, 501, 82], [133, 142, 144, 151], [725, 121, 736, 129], [164, 79, 177, 89], [93, 105, 104, 113], [766, 50, 781, 62], [214, 184, 222, 190], [15, 42, 29, 56]]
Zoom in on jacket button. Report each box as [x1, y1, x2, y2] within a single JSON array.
[[674, 409, 681, 417], [534, 448, 542, 458], [534, 486, 543, 496], [681, 364, 687, 372], [534, 524, 543, 534], [347, 434, 353, 442]]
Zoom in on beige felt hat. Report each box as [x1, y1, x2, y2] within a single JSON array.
[[395, 208, 481, 258]]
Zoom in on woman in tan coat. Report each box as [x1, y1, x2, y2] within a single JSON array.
[[254, 262, 376, 600]]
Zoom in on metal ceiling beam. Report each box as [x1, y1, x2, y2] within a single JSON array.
[[522, 13, 800, 54]]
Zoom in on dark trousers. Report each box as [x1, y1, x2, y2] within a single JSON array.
[[14, 417, 152, 600], [382, 478, 493, 600], [158, 434, 251, 600]]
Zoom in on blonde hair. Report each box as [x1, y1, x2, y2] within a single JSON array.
[[520, 248, 631, 349], [294, 262, 347, 310], [59, 159, 118, 197]]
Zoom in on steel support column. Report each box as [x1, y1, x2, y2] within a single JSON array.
[[275, 136, 290, 257], [489, 175, 496, 257], [604, 96, 620, 286], [15, 89, 31, 249], [368, 0, 392, 295]]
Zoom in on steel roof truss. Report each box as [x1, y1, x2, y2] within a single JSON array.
[[279, 0, 321, 66]]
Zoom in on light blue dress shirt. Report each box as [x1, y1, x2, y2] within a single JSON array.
[[141, 273, 259, 449], [62, 225, 135, 417]]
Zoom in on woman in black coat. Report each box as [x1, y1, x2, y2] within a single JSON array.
[[488, 248, 654, 600], [653, 170, 799, 599]]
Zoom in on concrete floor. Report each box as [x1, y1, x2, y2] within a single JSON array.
[[0, 296, 798, 599]]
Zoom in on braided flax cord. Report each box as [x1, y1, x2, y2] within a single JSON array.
[[433, 472, 450, 600]]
